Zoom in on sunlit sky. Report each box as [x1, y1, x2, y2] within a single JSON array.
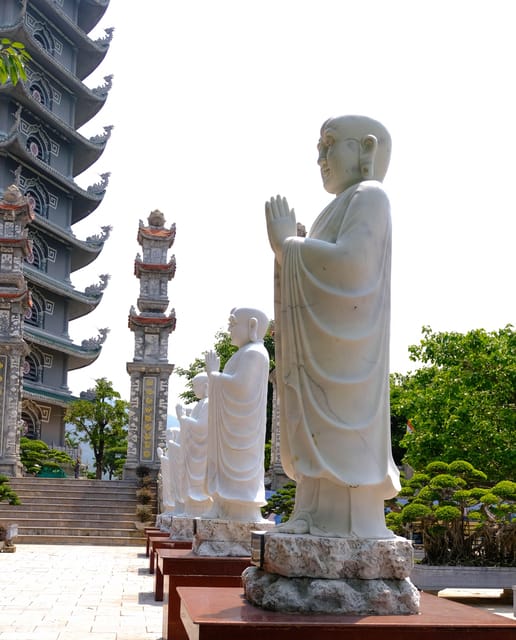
[[68, 0, 515, 405]]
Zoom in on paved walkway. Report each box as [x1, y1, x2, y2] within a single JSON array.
[[0, 544, 162, 640], [0, 544, 513, 640]]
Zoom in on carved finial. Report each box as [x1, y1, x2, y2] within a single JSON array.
[[148, 210, 165, 228]]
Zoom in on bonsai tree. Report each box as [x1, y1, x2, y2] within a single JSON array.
[[20, 437, 73, 476], [385, 460, 515, 566]]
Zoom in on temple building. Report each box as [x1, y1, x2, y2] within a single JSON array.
[[0, 0, 113, 458]]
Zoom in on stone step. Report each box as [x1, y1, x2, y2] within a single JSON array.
[[16, 525, 142, 537], [2, 476, 156, 546], [0, 508, 138, 519], [16, 534, 145, 546], [5, 517, 139, 527]]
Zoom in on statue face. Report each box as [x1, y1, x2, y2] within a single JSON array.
[[318, 121, 362, 195], [228, 311, 250, 348]]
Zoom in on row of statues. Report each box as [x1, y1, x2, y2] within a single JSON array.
[[158, 307, 270, 523], [160, 114, 399, 540]]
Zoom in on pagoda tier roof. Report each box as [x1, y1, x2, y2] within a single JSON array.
[[24, 326, 103, 371], [128, 310, 177, 332], [0, 24, 112, 128], [22, 383, 73, 408], [30, 216, 108, 272], [78, 0, 110, 34], [138, 225, 176, 247], [24, 264, 104, 320], [0, 133, 107, 224], [134, 258, 176, 279], [2, 3, 112, 82], [0, 82, 112, 175]]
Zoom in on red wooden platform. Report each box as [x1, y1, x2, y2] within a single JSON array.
[[158, 550, 251, 640], [178, 586, 516, 640]]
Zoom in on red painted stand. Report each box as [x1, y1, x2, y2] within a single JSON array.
[[148, 536, 192, 574], [178, 586, 516, 640], [158, 550, 251, 640], [145, 529, 168, 557]]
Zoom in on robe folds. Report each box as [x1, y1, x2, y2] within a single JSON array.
[[277, 180, 400, 498], [206, 342, 269, 507], [181, 398, 210, 503]]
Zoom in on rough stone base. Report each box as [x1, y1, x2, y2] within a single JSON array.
[[262, 533, 413, 579], [156, 513, 173, 531], [242, 566, 420, 615], [170, 516, 194, 541], [193, 518, 276, 556]]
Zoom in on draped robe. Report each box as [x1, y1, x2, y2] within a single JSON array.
[[206, 342, 269, 507], [276, 180, 399, 498]]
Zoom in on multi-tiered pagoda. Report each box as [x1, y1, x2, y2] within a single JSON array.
[[0, 0, 113, 455]]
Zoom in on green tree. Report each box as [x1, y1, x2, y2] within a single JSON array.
[[0, 38, 31, 85], [64, 378, 129, 480], [391, 325, 515, 481], [102, 441, 128, 480]]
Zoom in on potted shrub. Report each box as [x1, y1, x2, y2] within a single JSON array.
[[134, 465, 156, 530]]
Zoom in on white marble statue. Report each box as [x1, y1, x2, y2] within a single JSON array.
[[156, 446, 175, 513], [203, 307, 270, 522], [167, 428, 185, 515], [265, 115, 400, 538], [175, 373, 212, 516]]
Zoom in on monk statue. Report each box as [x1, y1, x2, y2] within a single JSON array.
[[175, 373, 212, 516], [265, 115, 400, 538], [156, 446, 175, 513], [203, 307, 270, 522], [167, 428, 185, 515]]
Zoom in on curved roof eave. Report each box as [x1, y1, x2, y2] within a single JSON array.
[[24, 327, 102, 370], [30, 0, 112, 80], [0, 133, 105, 223], [22, 384, 74, 408], [0, 22, 111, 128], [78, 0, 110, 35], [0, 83, 111, 175], [24, 266, 104, 320], [29, 217, 105, 272]]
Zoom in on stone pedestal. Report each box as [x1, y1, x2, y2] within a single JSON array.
[[242, 533, 420, 615], [192, 518, 276, 557], [170, 516, 195, 541]]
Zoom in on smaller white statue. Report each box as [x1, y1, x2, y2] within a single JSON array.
[[203, 307, 270, 522], [175, 373, 212, 516], [167, 428, 185, 515], [156, 446, 175, 513]]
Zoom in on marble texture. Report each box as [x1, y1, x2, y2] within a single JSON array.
[[175, 373, 212, 516], [192, 518, 275, 557], [242, 567, 420, 615], [204, 307, 270, 523], [265, 115, 398, 538], [261, 533, 413, 579], [169, 516, 194, 541]]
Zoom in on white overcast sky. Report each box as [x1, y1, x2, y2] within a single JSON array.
[[68, 0, 515, 405]]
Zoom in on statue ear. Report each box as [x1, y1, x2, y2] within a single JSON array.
[[249, 317, 258, 342], [360, 134, 378, 179]]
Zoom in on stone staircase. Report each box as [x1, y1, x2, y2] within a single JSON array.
[[0, 477, 156, 546]]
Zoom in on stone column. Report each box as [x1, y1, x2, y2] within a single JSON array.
[[123, 211, 176, 479], [0, 185, 34, 476]]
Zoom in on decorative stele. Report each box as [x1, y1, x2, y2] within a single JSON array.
[[124, 210, 176, 479], [0, 185, 34, 476], [242, 115, 420, 615]]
